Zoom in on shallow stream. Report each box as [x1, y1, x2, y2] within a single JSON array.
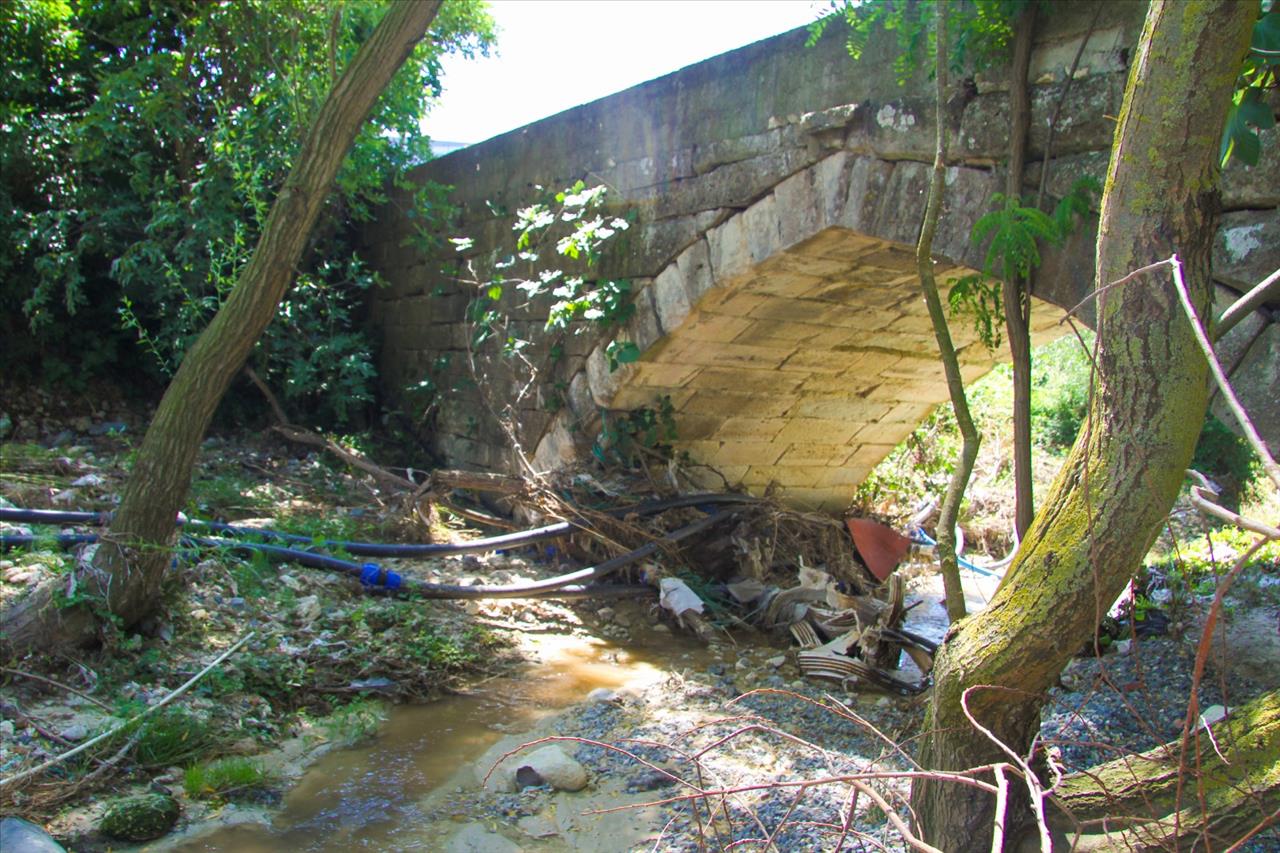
[[159, 569, 998, 851], [166, 628, 712, 852]]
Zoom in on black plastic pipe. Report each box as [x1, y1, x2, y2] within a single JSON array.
[[0, 493, 758, 559], [0, 508, 732, 601]]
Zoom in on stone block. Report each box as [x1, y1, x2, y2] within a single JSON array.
[[681, 389, 794, 419], [883, 401, 937, 425], [626, 284, 663, 354], [673, 414, 725, 440], [630, 361, 702, 388], [776, 443, 855, 467], [683, 463, 750, 490], [740, 269, 826, 298], [774, 165, 825, 251], [707, 214, 752, 285], [776, 350, 848, 375], [854, 421, 915, 446], [681, 313, 755, 343], [653, 264, 692, 332], [711, 441, 787, 466], [774, 487, 853, 513], [714, 416, 786, 440], [773, 417, 859, 445], [677, 238, 717, 304], [746, 297, 848, 326], [532, 415, 578, 472], [691, 366, 804, 394], [848, 443, 899, 471], [738, 319, 832, 345], [866, 379, 946, 404], [741, 464, 831, 488], [813, 465, 865, 487], [834, 156, 895, 234], [790, 396, 892, 422], [675, 340, 795, 370], [585, 346, 637, 406], [872, 161, 932, 246], [1221, 126, 1280, 209], [1212, 321, 1280, 456], [743, 194, 782, 266], [700, 290, 771, 317], [799, 372, 880, 395], [566, 371, 594, 418], [1214, 210, 1280, 292]]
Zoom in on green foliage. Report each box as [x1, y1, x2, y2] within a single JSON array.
[[403, 624, 483, 669], [1221, 3, 1279, 167], [183, 756, 269, 799], [461, 181, 635, 353], [1025, 334, 1263, 504], [593, 397, 679, 469], [1192, 414, 1262, 508], [808, 0, 1025, 83], [1029, 334, 1093, 449], [316, 697, 387, 746], [0, 0, 493, 424], [949, 178, 1100, 350]]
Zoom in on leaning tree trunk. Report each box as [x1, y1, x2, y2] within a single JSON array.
[[0, 1, 443, 657], [912, 2, 1255, 850]]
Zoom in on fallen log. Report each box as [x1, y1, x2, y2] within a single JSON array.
[[1047, 687, 1280, 850]]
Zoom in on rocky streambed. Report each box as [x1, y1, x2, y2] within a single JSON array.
[[147, 568, 1279, 852]]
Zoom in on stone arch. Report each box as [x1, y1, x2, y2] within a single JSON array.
[[534, 152, 1066, 510]]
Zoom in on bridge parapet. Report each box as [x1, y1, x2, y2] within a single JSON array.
[[367, 2, 1280, 510]]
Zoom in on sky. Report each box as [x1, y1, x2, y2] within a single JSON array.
[[424, 0, 826, 146]]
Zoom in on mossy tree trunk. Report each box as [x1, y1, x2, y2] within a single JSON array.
[[1047, 688, 1280, 850], [911, 2, 1255, 849], [0, 1, 442, 657]]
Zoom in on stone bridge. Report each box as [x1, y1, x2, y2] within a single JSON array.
[[365, 2, 1279, 511]]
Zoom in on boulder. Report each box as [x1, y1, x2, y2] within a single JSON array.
[[515, 745, 589, 792], [98, 793, 180, 842], [0, 817, 66, 853]]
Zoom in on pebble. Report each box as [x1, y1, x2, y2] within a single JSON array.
[[294, 595, 321, 623], [59, 724, 89, 742], [4, 567, 37, 585]]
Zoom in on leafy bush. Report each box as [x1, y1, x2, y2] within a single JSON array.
[[0, 0, 493, 423]]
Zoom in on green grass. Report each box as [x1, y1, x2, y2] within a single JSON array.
[[183, 756, 269, 799], [125, 708, 221, 768]]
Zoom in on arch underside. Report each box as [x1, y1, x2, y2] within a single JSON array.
[[607, 228, 1065, 512]]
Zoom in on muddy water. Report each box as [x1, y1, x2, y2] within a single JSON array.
[[170, 629, 711, 852]]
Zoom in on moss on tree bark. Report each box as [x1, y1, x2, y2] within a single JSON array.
[[911, 2, 1256, 848]]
